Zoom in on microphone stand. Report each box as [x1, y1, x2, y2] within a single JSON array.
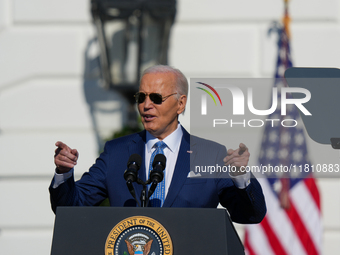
[[136, 178, 159, 207], [130, 154, 165, 207], [140, 185, 148, 207]]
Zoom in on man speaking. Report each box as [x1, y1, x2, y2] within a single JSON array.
[[49, 65, 266, 224]]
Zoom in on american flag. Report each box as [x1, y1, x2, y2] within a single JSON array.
[[244, 7, 322, 255]]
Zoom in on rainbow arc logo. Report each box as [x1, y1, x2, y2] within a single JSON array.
[[196, 82, 222, 115]]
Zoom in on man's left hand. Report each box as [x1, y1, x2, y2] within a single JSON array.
[[223, 143, 250, 176]]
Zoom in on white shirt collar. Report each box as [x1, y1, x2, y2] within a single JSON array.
[[146, 123, 183, 153]]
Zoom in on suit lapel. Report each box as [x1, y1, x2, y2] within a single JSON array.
[[129, 131, 146, 205], [163, 127, 193, 207]]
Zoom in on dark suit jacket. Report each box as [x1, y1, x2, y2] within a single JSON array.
[[49, 127, 266, 223]]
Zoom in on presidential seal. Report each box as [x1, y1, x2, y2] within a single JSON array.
[[105, 216, 173, 255]]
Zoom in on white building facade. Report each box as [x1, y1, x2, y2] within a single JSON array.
[[0, 0, 339, 254]]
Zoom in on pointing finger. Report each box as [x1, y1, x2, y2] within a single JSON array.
[[55, 141, 70, 151]]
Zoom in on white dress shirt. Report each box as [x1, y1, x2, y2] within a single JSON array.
[[145, 123, 183, 197]]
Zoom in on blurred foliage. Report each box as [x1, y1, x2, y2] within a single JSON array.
[[107, 125, 143, 140]]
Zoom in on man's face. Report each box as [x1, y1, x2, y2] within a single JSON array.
[[138, 72, 187, 140]]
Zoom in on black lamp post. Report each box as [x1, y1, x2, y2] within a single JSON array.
[[91, 0, 177, 127]]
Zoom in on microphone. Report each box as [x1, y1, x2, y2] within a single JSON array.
[[124, 154, 142, 182], [124, 154, 142, 207], [148, 154, 166, 198]]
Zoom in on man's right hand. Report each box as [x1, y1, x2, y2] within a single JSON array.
[[54, 141, 79, 174]]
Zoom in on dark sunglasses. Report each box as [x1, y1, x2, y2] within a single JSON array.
[[134, 92, 177, 104]]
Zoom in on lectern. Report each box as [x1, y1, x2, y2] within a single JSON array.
[[51, 207, 245, 255]]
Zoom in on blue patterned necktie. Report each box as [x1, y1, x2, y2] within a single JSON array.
[[149, 141, 167, 207]]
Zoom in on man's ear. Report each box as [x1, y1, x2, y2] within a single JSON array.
[[177, 95, 187, 115]]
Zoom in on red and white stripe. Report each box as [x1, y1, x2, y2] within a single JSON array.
[[245, 177, 322, 255]]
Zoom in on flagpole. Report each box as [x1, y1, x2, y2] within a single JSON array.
[[244, 0, 322, 254], [279, 0, 292, 210]]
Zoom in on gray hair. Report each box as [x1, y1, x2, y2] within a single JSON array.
[[141, 65, 188, 97]]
